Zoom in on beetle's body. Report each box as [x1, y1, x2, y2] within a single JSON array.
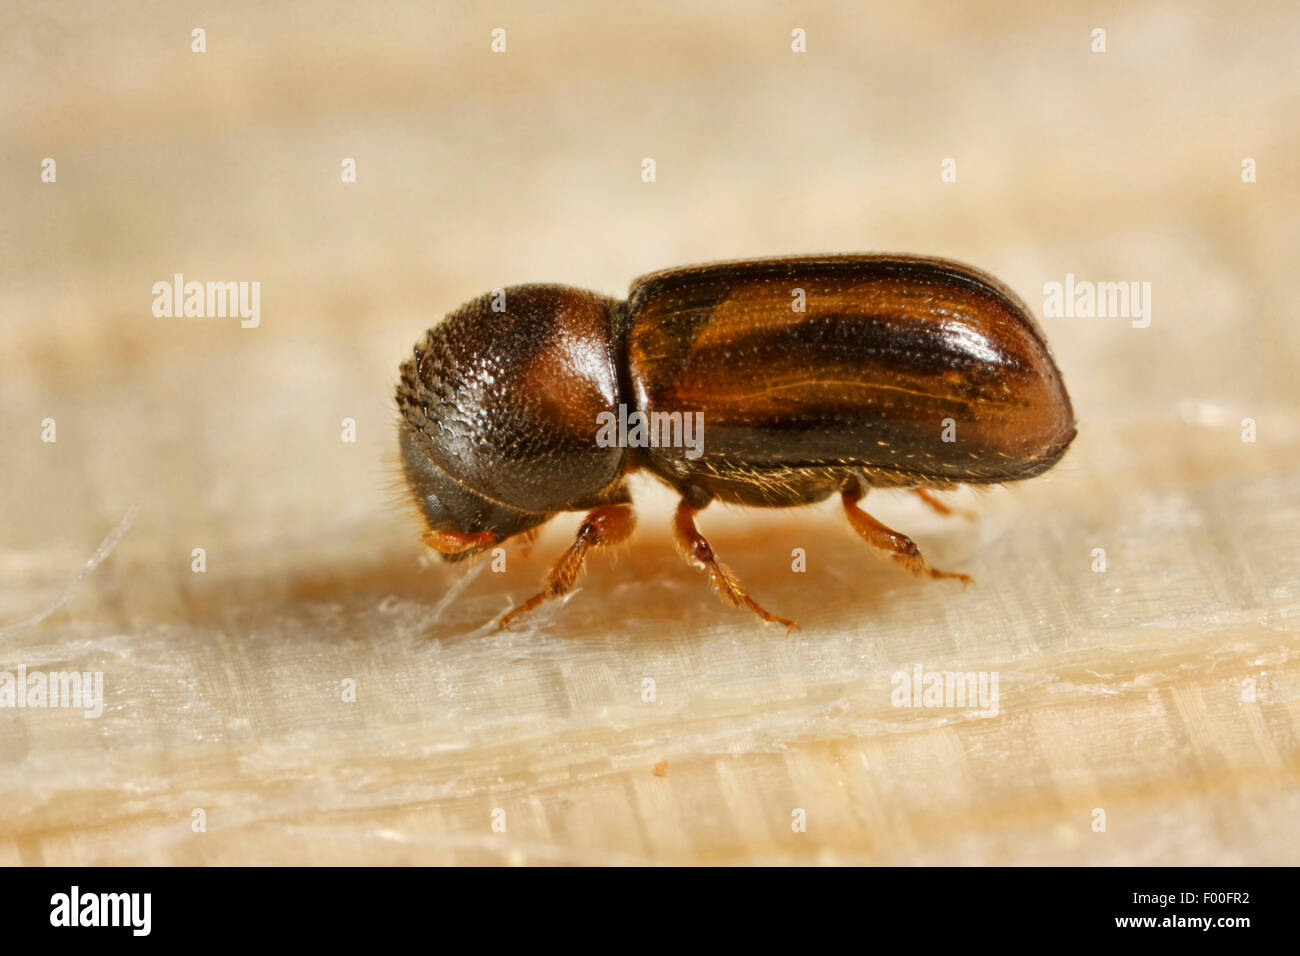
[[626, 256, 1074, 507], [396, 255, 1076, 629]]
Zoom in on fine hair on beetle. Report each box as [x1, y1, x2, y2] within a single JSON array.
[[395, 254, 1076, 632]]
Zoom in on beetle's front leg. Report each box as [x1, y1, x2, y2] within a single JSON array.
[[672, 500, 800, 635], [498, 504, 637, 630], [843, 487, 972, 585]]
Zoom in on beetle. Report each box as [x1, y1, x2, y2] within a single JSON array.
[[395, 255, 1076, 631]]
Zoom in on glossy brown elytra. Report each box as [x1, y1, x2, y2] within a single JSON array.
[[395, 255, 1076, 631]]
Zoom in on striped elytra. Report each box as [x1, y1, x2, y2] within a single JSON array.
[[625, 255, 1075, 505]]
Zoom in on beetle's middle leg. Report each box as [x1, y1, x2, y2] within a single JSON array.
[[498, 504, 636, 629], [844, 487, 972, 585], [672, 500, 800, 634]]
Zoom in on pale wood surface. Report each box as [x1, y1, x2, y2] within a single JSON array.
[[2, 1, 1297, 864]]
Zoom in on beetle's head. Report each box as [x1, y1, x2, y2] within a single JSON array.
[[395, 285, 626, 563], [398, 418, 548, 562]]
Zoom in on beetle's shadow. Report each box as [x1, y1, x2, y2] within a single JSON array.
[[417, 504, 980, 645], [161, 501, 979, 649]]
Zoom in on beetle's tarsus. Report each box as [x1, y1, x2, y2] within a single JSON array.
[[496, 504, 637, 629], [844, 489, 973, 585], [673, 500, 800, 632]]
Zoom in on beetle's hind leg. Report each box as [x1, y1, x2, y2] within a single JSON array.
[[672, 500, 800, 635], [844, 486, 972, 585], [913, 488, 976, 521], [498, 504, 637, 630]]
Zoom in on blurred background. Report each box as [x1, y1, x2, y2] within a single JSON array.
[[1, 0, 1297, 864]]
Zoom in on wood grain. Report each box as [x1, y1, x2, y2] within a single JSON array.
[[1, 0, 1297, 864]]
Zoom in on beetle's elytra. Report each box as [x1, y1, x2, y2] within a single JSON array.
[[396, 255, 1076, 631]]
